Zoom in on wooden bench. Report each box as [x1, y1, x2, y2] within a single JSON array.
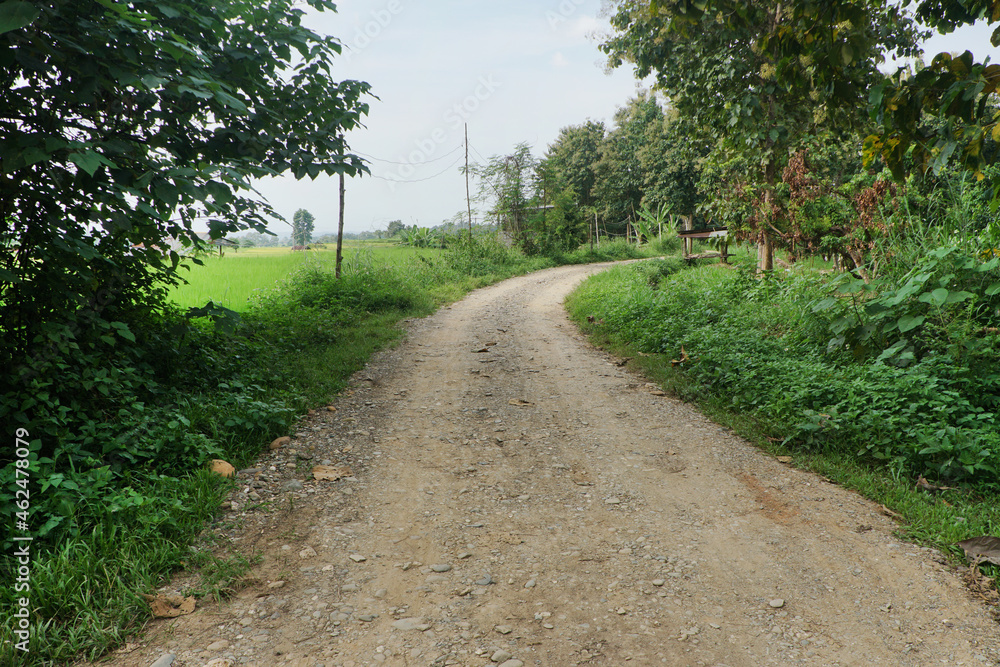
[[677, 228, 729, 263]]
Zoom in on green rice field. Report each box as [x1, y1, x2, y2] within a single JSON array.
[[167, 243, 440, 311]]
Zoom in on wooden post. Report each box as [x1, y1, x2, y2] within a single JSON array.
[[336, 168, 345, 279]]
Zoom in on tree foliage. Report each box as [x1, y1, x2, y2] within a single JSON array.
[[639, 111, 706, 223], [292, 208, 316, 246], [470, 142, 538, 247], [591, 93, 663, 231], [0, 0, 371, 371], [386, 219, 405, 238], [602, 0, 922, 268], [866, 1, 1000, 185], [539, 120, 606, 209]]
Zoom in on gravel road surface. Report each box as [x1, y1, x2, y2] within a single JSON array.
[[92, 263, 1000, 667]]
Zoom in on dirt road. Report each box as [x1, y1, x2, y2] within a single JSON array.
[[102, 263, 1000, 667]]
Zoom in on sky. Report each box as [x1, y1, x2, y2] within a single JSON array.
[[251, 1, 1000, 238]]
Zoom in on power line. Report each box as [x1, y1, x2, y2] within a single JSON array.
[[367, 155, 465, 184], [468, 143, 491, 164], [355, 144, 463, 166]]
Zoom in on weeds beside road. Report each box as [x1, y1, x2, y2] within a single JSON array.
[[566, 248, 1000, 594], [0, 237, 652, 666]]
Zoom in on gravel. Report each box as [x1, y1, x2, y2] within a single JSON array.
[[92, 265, 1000, 667]]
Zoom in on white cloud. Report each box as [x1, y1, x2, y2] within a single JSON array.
[[552, 51, 570, 68]]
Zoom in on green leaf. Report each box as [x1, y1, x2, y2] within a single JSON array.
[[158, 4, 182, 18], [178, 84, 213, 99], [841, 43, 855, 65], [811, 297, 839, 313], [944, 290, 974, 304], [839, 278, 868, 295], [110, 321, 136, 342], [977, 258, 1000, 272], [831, 316, 853, 335], [986, 282, 1000, 296], [68, 151, 104, 177], [0, 0, 40, 34], [919, 287, 950, 307], [897, 314, 925, 332]]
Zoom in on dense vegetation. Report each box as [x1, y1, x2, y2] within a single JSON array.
[[0, 237, 652, 665]]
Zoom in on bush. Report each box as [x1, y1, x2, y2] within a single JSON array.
[[567, 256, 1000, 485], [445, 234, 530, 275]]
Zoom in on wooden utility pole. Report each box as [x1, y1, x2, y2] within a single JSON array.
[[465, 123, 472, 239], [336, 167, 346, 279]]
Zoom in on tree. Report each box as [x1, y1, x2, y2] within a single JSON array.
[[602, 0, 922, 270], [540, 120, 606, 209], [292, 208, 316, 246], [386, 219, 406, 238], [639, 112, 706, 227], [0, 0, 371, 371], [866, 1, 1000, 188], [470, 142, 539, 249], [591, 93, 663, 233]]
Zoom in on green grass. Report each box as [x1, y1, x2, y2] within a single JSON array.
[[167, 243, 444, 311], [0, 472, 236, 665], [565, 250, 1000, 583]]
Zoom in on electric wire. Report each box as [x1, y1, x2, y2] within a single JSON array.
[[367, 155, 465, 184], [355, 144, 463, 166]]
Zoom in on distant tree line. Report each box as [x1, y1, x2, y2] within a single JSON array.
[[463, 0, 1000, 268]]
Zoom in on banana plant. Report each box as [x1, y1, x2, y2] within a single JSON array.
[[635, 203, 671, 245]]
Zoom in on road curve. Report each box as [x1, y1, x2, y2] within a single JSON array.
[[96, 263, 1000, 667]]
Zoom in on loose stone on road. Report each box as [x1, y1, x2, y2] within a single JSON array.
[[91, 263, 1000, 667]]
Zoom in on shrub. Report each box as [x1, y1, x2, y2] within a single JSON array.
[[567, 257, 1000, 485]]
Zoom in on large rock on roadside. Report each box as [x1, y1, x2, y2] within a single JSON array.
[[269, 436, 291, 451], [209, 459, 235, 478]]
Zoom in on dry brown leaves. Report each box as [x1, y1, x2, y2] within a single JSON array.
[[956, 536, 1000, 566], [963, 562, 1000, 606]]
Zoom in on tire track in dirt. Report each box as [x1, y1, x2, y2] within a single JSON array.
[[94, 263, 1000, 667]]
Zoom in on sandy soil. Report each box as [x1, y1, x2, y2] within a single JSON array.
[[92, 262, 1000, 667]]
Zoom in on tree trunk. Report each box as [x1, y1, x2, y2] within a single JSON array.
[[758, 232, 773, 272]]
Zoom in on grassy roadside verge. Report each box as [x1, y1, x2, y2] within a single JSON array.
[[565, 255, 1000, 594], [0, 237, 655, 666]]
